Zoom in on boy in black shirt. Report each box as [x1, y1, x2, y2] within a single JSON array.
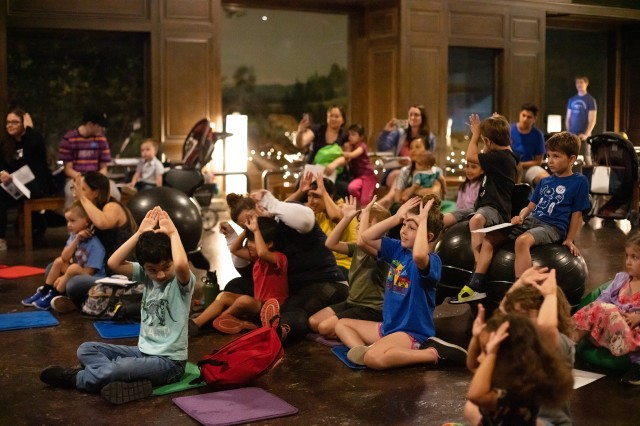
[[450, 113, 519, 302]]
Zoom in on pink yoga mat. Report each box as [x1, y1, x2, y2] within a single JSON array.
[[172, 387, 297, 426]]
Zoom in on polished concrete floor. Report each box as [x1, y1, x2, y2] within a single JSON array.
[[0, 212, 639, 426]]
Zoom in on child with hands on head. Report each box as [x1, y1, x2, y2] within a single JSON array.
[[465, 267, 576, 426], [22, 201, 106, 310], [39, 206, 195, 404], [190, 214, 287, 335], [334, 194, 468, 369], [466, 312, 574, 426], [573, 233, 640, 385], [309, 195, 390, 339]]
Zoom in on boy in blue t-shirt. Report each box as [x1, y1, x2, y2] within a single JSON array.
[[39, 206, 195, 404], [335, 194, 467, 369], [459, 132, 590, 302], [21, 201, 106, 310]]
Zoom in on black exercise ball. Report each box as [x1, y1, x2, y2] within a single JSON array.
[[486, 242, 588, 307], [435, 221, 475, 300], [127, 187, 203, 252]]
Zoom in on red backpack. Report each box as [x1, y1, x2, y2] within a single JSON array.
[[196, 324, 284, 386]]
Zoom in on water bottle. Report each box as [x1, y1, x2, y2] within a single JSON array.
[[202, 270, 220, 307]]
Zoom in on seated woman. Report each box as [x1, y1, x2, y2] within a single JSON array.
[[48, 171, 137, 313], [295, 106, 350, 198], [377, 104, 436, 190], [0, 108, 54, 251]]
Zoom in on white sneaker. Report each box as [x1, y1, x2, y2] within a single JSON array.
[[0, 239, 7, 251], [347, 344, 373, 366]]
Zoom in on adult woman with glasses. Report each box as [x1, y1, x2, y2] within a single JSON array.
[[0, 108, 53, 251]]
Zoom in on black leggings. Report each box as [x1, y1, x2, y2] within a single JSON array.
[[280, 281, 349, 345]]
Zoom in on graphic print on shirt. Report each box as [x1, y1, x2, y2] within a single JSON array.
[[533, 184, 565, 216], [74, 247, 89, 267], [386, 259, 410, 294], [143, 298, 176, 338]]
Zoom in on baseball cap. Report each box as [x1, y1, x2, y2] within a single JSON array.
[[82, 110, 110, 127]]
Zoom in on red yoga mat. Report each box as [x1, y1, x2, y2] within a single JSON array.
[[0, 265, 46, 279]]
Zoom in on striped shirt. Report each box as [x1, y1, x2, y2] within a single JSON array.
[[58, 129, 111, 173]]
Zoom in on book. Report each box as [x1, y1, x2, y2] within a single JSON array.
[[1, 165, 34, 200], [95, 275, 137, 287]]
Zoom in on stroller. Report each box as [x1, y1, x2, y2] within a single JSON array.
[[582, 132, 639, 226], [164, 118, 230, 231]]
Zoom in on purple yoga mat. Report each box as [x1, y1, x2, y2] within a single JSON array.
[[172, 387, 298, 426], [305, 332, 342, 347]]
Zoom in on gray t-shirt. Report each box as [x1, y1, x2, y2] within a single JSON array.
[[134, 262, 195, 361]]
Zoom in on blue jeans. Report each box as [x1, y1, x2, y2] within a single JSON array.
[[75, 342, 185, 393]]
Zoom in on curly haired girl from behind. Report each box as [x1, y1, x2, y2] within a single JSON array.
[[467, 313, 574, 426], [572, 233, 640, 385]]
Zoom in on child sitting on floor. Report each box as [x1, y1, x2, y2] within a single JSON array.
[[190, 215, 288, 335], [22, 201, 106, 310], [572, 233, 640, 385], [39, 206, 195, 404], [465, 267, 576, 426], [335, 194, 467, 369], [466, 313, 573, 425], [309, 195, 390, 339]]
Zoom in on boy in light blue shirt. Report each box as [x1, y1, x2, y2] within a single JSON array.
[[40, 206, 195, 404]]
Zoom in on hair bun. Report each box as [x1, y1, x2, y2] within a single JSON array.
[[226, 193, 242, 209]]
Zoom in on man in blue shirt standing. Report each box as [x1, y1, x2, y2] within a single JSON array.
[[566, 75, 597, 165], [510, 103, 548, 187]]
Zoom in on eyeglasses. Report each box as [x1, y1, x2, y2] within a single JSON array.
[[5, 120, 21, 126]]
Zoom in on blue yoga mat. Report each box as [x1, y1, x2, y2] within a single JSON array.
[[330, 345, 367, 370], [94, 321, 140, 339], [0, 310, 59, 331]]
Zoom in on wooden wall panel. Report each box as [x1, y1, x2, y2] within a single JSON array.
[[449, 11, 505, 47], [368, 8, 397, 39], [369, 48, 397, 139], [408, 46, 440, 133], [508, 52, 540, 116], [7, 0, 149, 19], [163, 36, 212, 145], [164, 0, 213, 23]]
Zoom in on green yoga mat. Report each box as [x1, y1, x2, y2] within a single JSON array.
[[152, 362, 205, 396]]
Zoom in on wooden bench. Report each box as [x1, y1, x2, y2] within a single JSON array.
[[20, 196, 65, 250]]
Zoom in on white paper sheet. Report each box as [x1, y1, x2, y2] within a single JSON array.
[[572, 368, 605, 389], [470, 222, 514, 233], [302, 164, 337, 182]]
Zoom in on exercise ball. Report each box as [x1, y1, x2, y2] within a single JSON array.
[[127, 187, 203, 252], [435, 221, 475, 301], [486, 242, 588, 308]]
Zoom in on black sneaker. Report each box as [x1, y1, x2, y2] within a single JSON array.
[[421, 337, 468, 366], [101, 379, 153, 404], [40, 365, 82, 388], [621, 364, 640, 385]]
